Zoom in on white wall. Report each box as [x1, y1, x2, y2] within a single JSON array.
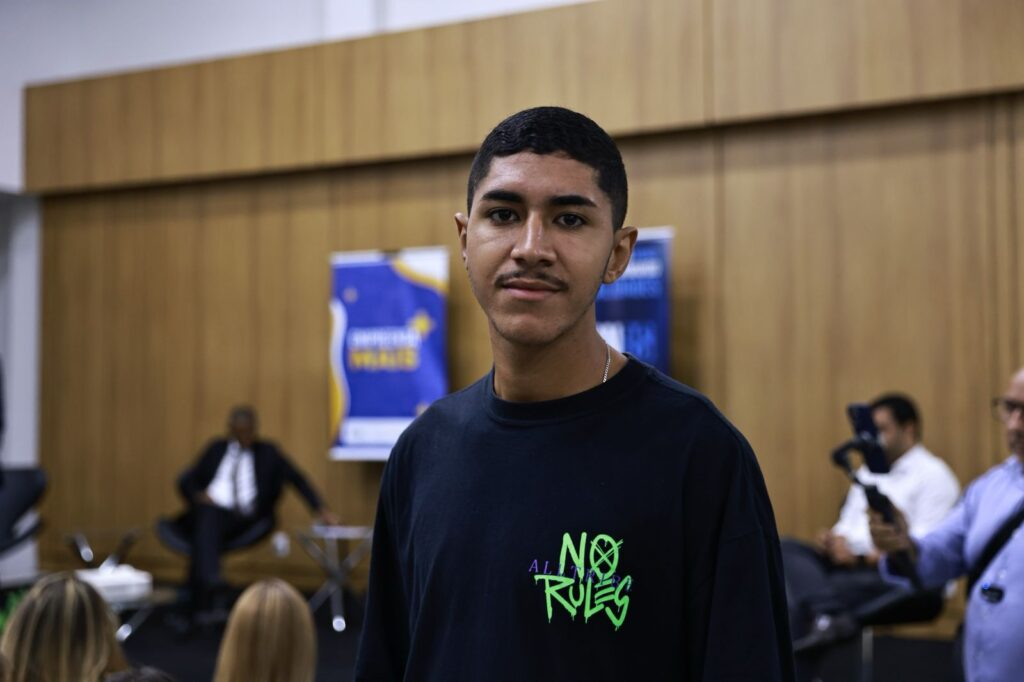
[[0, 192, 40, 584]]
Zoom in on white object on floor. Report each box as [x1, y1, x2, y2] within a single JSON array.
[[76, 565, 153, 604]]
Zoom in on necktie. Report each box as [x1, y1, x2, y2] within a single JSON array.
[[231, 452, 242, 513]]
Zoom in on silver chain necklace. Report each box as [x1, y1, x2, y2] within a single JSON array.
[[602, 343, 612, 384]]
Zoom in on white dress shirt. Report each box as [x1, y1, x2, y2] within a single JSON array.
[[832, 443, 960, 556], [206, 440, 258, 514]]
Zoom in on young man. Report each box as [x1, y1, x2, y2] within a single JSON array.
[[355, 107, 794, 681]]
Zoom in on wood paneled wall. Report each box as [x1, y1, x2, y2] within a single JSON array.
[[717, 98, 1023, 530], [24, 0, 704, 193], [711, 0, 1024, 121], [27, 0, 1024, 589], [37, 95, 1024, 587], [24, 0, 1024, 194]]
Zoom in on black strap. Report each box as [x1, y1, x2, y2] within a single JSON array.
[[967, 501, 1024, 596]]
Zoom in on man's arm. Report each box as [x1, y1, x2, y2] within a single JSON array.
[[355, 453, 410, 681], [831, 482, 873, 557], [871, 492, 971, 589], [275, 446, 325, 513], [178, 441, 223, 503], [687, 418, 795, 681]]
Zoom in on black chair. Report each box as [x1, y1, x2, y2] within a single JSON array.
[[849, 587, 947, 682], [854, 585, 945, 626], [156, 466, 275, 557], [0, 467, 47, 556], [154, 514, 274, 556]]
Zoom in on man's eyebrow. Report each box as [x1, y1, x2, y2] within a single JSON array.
[[478, 190, 598, 209], [479, 189, 524, 204], [549, 194, 597, 209]]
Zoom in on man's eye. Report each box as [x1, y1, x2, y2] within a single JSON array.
[[487, 208, 518, 224], [557, 214, 586, 229]]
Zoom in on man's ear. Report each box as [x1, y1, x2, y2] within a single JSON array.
[[603, 226, 639, 284], [454, 213, 470, 268]]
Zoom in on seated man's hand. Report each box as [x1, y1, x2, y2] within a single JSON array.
[[194, 491, 214, 506], [814, 529, 834, 555], [826, 534, 857, 566], [868, 506, 913, 554]]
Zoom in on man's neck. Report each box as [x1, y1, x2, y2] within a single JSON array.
[[889, 442, 917, 466], [491, 325, 619, 403]]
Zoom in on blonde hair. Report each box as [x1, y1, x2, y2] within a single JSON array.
[[0, 572, 128, 682], [213, 579, 316, 682]]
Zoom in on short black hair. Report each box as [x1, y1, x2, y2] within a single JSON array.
[[228, 405, 258, 430], [466, 106, 628, 229], [870, 393, 921, 437]]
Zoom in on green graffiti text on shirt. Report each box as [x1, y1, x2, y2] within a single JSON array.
[[533, 531, 632, 630]]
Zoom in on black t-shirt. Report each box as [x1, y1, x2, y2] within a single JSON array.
[[355, 357, 794, 681]]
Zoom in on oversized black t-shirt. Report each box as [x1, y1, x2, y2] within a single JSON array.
[[355, 357, 794, 681]]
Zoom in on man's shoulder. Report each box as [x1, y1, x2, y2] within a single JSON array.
[[968, 456, 1020, 492], [906, 445, 959, 482], [253, 439, 286, 459], [633, 364, 749, 447], [200, 438, 229, 455]]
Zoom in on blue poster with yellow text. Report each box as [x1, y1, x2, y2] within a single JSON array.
[[329, 247, 448, 460]]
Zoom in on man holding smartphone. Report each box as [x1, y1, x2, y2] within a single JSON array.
[[871, 368, 1024, 682]]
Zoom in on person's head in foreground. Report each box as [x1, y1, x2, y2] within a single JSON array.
[[455, 106, 637, 362], [0, 572, 128, 682], [213, 578, 316, 682]]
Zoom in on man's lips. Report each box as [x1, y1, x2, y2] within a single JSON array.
[[497, 275, 566, 301]]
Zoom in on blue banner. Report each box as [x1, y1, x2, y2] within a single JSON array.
[[329, 247, 448, 460], [596, 227, 673, 373]]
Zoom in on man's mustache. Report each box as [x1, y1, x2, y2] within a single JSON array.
[[495, 271, 568, 290]]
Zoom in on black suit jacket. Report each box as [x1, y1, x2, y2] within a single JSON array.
[[178, 439, 323, 521]]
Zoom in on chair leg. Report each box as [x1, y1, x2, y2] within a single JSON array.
[[860, 627, 873, 682]]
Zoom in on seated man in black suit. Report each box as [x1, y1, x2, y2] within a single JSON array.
[[177, 405, 338, 610]]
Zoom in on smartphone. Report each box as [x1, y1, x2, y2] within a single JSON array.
[[846, 403, 890, 474]]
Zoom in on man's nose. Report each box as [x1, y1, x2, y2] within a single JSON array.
[[510, 213, 556, 265]]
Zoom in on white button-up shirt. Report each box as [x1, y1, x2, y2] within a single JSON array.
[[206, 440, 257, 514]]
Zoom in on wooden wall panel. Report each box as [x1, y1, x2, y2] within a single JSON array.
[[25, 0, 704, 193], [25, 0, 1024, 193], [718, 100, 1008, 539], [38, 96, 1024, 587], [712, 0, 1024, 122], [986, 95, 1022, 459], [1013, 95, 1024, 370]]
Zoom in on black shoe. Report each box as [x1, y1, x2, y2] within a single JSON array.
[[792, 613, 859, 655]]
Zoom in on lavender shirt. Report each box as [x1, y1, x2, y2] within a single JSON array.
[[881, 456, 1024, 682]]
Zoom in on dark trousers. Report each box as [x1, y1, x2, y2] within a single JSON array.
[[781, 538, 898, 639], [188, 503, 258, 607]]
